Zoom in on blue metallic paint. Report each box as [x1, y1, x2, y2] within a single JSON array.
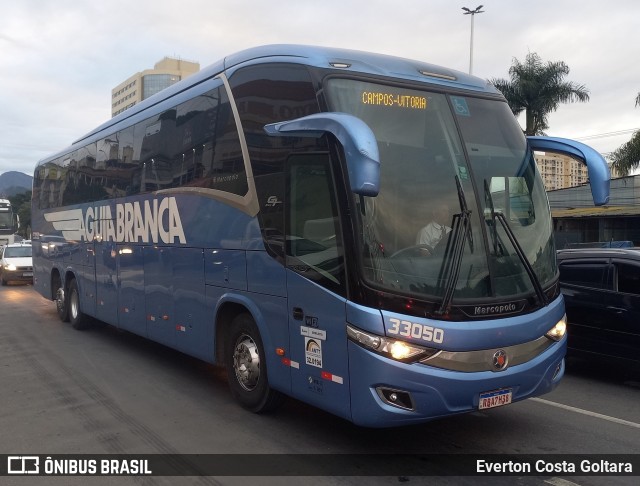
[[347, 338, 565, 427], [381, 295, 566, 352]]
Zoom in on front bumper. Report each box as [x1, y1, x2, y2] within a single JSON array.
[[348, 336, 566, 427]]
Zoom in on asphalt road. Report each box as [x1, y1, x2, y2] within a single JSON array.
[[1, 283, 639, 486]]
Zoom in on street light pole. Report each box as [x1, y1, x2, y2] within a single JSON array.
[[462, 5, 485, 75]]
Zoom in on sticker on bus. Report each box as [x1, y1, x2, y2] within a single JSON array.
[[305, 338, 323, 368]]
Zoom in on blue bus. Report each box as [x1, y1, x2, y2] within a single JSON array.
[[32, 45, 610, 427]]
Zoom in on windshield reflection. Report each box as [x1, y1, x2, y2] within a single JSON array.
[[326, 79, 556, 304]]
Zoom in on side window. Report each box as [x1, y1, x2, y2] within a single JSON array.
[[138, 108, 177, 193], [174, 86, 247, 196], [36, 158, 64, 209], [558, 261, 609, 289], [286, 153, 345, 295], [62, 143, 98, 205], [615, 262, 640, 295]]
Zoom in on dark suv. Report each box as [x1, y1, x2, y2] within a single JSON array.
[[557, 248, 640, 364]]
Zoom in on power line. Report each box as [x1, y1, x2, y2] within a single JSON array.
[[573, 128, 640, 141]]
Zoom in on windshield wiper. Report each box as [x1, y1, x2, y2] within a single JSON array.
[[484, 179, 506, 256], [483, 181, 548, 306], [435, 175, 473, 316]]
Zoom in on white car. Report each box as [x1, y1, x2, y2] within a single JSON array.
[[0, 242, 33, 285]]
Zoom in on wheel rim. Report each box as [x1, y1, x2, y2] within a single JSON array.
[[70, 290, 79, 320], [56, 287, 65, 314], [233, 333, 260, 391]]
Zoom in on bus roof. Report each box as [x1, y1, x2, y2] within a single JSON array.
[[40, 44, 500, 164]]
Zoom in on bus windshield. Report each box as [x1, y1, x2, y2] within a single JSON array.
[[0, 210, 12, 230], [326, 79, 556, 304]]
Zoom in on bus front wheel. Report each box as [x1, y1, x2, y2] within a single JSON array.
[[225, 313, 284, 413]]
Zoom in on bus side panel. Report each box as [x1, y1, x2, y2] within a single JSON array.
[[94, 240, 118, 326], [78, 245, 97, 318], [173, 247, 211, 361], [246, 250, 287, 298], [285, 271, 351, 422], [144, 246, 174, 348], [207, 286, 292, 395], [117, 245, 146, 337]]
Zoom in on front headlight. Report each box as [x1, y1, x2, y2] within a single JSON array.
[[545, 314, 567, 341], [347, 324, 439, 363], [6, 264, 17, 271]]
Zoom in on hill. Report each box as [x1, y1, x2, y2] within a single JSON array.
[[0, 171, 33, 197]]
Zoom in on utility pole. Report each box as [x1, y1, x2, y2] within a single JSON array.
[[462, 5, 485, 75]]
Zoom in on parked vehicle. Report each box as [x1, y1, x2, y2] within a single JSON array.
[[0, 241, 33, 285], [557, 248, 640, 364]]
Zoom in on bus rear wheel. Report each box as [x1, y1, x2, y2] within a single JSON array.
[[54, 275, 69, 322], [68, 279, 89, 330], [225, 313, 284, 413]]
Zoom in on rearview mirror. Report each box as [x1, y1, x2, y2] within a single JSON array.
[[527, 136, 610, 206], [264, 112, 380, 196]]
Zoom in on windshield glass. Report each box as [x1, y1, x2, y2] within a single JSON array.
[[4, 246, 32, 258], [326, 79, 556, 303], [0, 211, 12, 230]]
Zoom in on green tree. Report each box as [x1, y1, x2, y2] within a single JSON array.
[[8, 190, 31, 238], [609, 94, 640, 175], [490, 52, 590, 135]]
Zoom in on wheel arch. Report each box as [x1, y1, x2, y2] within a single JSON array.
[[214, 294, 270, 367]]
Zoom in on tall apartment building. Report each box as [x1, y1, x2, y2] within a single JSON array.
[[111, 57, 200, 117], [534, 152, 589, 191], [535, 152, 621, 191]]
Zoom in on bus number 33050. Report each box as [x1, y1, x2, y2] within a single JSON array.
[[387, 318, 445, 344]]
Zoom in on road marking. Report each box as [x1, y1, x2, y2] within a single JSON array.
[[545, 478, 582, 486], [532, 397, 640, 429]]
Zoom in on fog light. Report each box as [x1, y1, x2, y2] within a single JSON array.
[[376, 387, 414, 411]]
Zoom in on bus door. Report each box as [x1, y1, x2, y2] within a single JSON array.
[[284, 153, 351, 421]]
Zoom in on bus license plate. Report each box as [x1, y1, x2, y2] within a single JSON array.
[[24, 272, 33, 277], [479, 388, 512, 410]]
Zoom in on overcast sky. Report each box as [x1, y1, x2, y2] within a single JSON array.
[[1, 0, 639, 177]]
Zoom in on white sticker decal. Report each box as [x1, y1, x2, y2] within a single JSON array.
[[304, 338, 323, 368], [301, 326, 327, 341]]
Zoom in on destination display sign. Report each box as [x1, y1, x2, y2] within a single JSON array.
[[361, 91, 427, 110]]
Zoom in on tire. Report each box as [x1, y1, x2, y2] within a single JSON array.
[[68, 279, 89, 330], [54, 275, 69, 322], [225, 313, 284, 413]]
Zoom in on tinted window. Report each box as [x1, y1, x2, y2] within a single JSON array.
[[229, 63, 323, 254], [287, 153, 345, 295], [135, 86, 247, 196], [43, 80, 248, 206], [615, 262, 640, 295], [35, 158, 64, 209], [559, 262, 609, 289]]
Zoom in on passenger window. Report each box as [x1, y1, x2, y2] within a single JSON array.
[[286, 153, 345, 295], [558, 262, 608, 289], [615, 262, 640, 295]]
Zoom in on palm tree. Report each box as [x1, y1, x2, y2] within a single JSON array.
[[490, 52, 590, 135], [609, 92, 640, 176]]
